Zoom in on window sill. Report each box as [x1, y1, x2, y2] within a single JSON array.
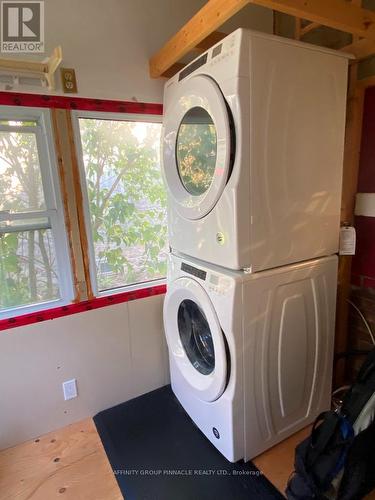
[[0, 282, 166, 332]]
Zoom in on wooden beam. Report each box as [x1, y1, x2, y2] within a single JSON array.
[[150, 0, 375, 78], [162, 62, 185, 78], [51, 109, 81, 303], [194, 31, 227, 52], [341, 37, 375, 60], [0, 46, 62, 89], [357, 74, 375, 88], [65, 110, 94, 300], [149, 0, 249, 78], [334, 64, 365, 387], [248, 0, 375, 41], [294, 17, 302, 40], [160, 32, 227, 78], [300, 21, 321, 37]]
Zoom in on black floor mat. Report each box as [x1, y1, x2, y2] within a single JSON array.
[[94, 385, 284, 500]]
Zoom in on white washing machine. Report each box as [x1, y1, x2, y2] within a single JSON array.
[[163, 253, 338, 462], [162, 28, 350, 271]]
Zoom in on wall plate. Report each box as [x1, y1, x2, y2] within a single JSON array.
[[60, 67, 78, 93]]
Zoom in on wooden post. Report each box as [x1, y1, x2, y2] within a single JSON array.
[[334, 63, 365, 387], [50, 109, 94, 301], [65, 110, 94, 300]]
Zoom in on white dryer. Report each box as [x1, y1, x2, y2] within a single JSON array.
[[162, 28, 350, 271], [163, 253, 338, 462]]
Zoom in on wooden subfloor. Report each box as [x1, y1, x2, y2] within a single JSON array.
[[1, 419, 374, 500], [0, 419, 122, 500]]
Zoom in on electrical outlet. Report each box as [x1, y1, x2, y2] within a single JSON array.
[[60, 67, 78, 93], [62, 379, 78, 401]]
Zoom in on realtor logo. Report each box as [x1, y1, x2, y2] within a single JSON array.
[[1, 1, 44, 52]]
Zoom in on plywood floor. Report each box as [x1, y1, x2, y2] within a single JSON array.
[[1, 419, 374, 500], [0, 419, 122, 500]]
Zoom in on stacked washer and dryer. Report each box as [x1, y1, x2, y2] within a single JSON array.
[[161, 28, 350, 462]]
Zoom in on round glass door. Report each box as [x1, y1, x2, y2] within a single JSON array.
[[163, 276, 228, 402], [162, 75, 232, 220], [178, 299, 215, 375], [176, 107, 217, 197]]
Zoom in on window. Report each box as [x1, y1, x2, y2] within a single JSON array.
[[0, 107, 73, 318], [74, 112, 167, 295]]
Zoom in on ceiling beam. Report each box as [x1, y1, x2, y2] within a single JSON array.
[[149, 0, 249, 78], [341, 37, 375, 60], [249, 0, 375, 40], [194, 31, 227, 53], [150, 0, 375, 79], [162, 62, 185, 78]]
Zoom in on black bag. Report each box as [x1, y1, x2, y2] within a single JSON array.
[[286, 348, 375, 500]]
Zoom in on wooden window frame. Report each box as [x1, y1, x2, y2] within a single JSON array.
[[71, 110, 166, 298], [0, 92, 165, 331]]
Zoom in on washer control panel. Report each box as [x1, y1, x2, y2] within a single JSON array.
[[208, 274, 232, 296], [181, 262, 207, 281]]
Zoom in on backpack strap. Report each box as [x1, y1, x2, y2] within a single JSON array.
[[307, 411, 340, 467]]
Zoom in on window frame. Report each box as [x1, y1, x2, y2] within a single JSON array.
[[0, 106, 74, 319], [72, 110, 166, 298]]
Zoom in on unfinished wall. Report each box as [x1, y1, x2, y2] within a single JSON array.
[[0, 295, 169, 449], [1, 0, 273, 102], [0, 1, 273, 449], [349, 86, 375, 370], [274, 0, 375, 83]]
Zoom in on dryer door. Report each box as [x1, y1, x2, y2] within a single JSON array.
[[164, 276, 227, 402], [162, 75, 232, 220]]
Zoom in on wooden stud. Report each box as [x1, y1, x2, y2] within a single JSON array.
[[45, 46, 63, 90], [51, 109, 81, 303], [334, 64, 365, 387], [300, 21, 321, 37], [294, 17, 302, 40], [65, 111, 94, 300], [248, 0, 375, 40], [149, 0, 249, 78]]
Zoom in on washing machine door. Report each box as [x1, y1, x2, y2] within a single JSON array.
[[162, 74, 232, 220], [164, 276, 227, 402]]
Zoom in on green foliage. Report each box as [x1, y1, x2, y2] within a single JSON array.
[[176, 107, 217, 196], [79, 118, 167, 291], [0, 117, 168, 312], [0, 129, 59, 311]]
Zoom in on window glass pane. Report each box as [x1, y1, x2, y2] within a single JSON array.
[[0, 120, 37, 127], [176, 107, 217, 196], [78, 118, 167, 291], [0, 229, 60, 311], [0, 131, 46, 212], [0, 217, 50, 231]]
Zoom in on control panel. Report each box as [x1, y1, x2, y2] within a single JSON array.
[[181, 262, 207, 281]]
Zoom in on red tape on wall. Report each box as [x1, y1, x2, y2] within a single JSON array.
[[0, 91, 163, 115], [0, 284, 167, 332], [0, 90, 165, 332]]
